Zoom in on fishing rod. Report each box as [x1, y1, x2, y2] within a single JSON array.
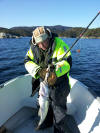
[[31, 12, 100, 97], [59, 11, 100, 61]]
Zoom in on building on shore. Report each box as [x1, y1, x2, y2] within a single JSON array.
[[0, 32, 7, 38], [0, 32, 20, 38]]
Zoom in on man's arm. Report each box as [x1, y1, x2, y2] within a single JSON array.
[[24, 48, 41, 79], [54, 38, 72, 77]]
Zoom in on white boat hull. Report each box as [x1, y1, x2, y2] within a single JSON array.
[[0, 74, 100, 133]]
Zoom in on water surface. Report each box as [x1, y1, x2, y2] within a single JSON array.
[[0, 37, 100, 96]]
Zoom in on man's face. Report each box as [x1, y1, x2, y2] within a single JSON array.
[[37, 38, 49, 51]]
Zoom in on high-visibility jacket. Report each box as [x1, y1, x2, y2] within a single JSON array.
[[24, 37, 72, 83]]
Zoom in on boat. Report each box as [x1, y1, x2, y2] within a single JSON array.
[[0, 74, 100, 133]]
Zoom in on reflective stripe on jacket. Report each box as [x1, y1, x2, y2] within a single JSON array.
[[24, 37, 72, 80]]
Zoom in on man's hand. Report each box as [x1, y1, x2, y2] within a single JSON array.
[[39, 68, 57, 86], [39, 68, 47, 79], [47, 71, 57, 86]]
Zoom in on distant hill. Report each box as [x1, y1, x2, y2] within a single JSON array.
[[45, 25, 71, 31], [0, 27, 8, 30], [0, 27, 9, 33], [9, 25, 71, 36], [0, 25, 100, 38], [10, 25, 70, 30]]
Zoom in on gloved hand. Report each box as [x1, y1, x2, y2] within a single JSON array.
[[38, 68, 57, 86], [47, 71, 57, 86], [38, 68, 47, 79]]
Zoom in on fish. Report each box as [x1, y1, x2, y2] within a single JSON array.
[[37, 81, 50, 127]]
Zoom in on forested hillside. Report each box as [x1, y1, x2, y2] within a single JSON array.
[[0, 26, 100, 38]]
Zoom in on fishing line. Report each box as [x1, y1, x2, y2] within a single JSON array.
[[59, 11, 100, 61]]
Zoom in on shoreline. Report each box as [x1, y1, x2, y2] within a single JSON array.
[[1, 36, 100, 39], [59, 36, 100, 39]]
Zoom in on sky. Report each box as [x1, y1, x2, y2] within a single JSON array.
[[0, 0, 100, 29]]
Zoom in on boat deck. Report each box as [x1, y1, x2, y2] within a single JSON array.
[[1, 75, 100, 133], [5, 107, 53, 133], [4, 106, 80, 133]]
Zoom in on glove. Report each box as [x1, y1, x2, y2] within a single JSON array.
[[38, 68, 47, 79], [38, 68, 57, 86], [47, 71, 57, 86]]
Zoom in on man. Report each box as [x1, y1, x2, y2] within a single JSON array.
[[24, 27, 79, 133]]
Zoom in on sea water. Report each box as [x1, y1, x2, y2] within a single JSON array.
[[0, 37, 100, 96]]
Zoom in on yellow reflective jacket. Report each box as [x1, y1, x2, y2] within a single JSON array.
[[24, 37, 72, 80]]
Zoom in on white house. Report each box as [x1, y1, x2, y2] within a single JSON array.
[[0, 32, 6, 38]]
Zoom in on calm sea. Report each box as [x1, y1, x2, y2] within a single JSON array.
[[0, 37, 100, 96]]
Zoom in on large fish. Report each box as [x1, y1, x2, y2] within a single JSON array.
[[38, 80, 50, 127]]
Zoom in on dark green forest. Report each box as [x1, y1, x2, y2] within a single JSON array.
[[0, 25, 100, 38]]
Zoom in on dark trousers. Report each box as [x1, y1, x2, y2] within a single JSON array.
[[47, 75, 80, 133], [31, 78, 40, 96], [32, 76, 80, 133], [50, 75, 70, 124], [50, 75, 70, 133]]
